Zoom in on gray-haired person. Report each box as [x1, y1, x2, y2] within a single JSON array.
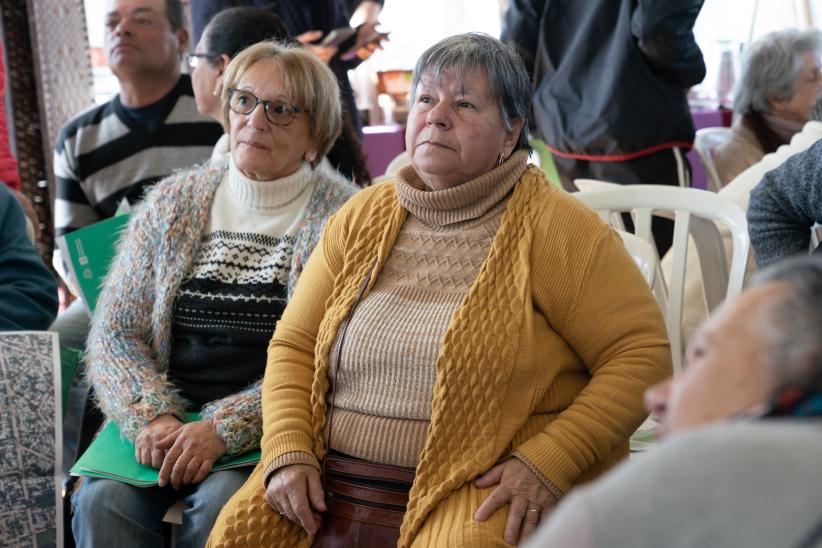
[[525, 254, 822, 548], [714, 28, 822, 186], [207, 32, 670, 547]]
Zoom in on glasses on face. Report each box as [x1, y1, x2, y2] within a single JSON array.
[[186, 52, 217, 69], [227, 88, 308, 127]]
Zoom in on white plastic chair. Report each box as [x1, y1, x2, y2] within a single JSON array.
[[694, 127, 732, 192], [616, 230, 657, 288], [575, 184, 750, 372]]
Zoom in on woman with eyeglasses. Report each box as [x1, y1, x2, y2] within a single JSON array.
[[189, 5, 372, 184], [72, 41, 357, 548]]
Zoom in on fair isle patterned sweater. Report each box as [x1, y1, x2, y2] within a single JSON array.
[[86, 160, 357, 455]]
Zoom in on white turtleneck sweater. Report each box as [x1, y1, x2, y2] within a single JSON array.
[[169, 158, 316, 408]]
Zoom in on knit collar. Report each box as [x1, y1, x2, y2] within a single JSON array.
[[394, 150, 529, 227], [227, 156, 313, 212]]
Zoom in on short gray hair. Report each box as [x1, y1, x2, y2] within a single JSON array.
[[410, 33, 532, 152], [751, 254, 822, 392], [733, 28, 822, 115]]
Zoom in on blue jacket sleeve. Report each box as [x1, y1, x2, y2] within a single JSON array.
[[747, 142, 822, 267], [501, 0, 545, 71], [631, 0, 706, 88], [0, 184, 59, 330]]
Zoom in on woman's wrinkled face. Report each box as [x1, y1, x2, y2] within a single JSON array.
[[228, 59, 317, 181], [404, 68, 522, 191], [644, 284, 783, 439], [771, 51, 822, 123]]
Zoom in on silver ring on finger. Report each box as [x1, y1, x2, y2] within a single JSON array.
[[527, 505, 541, 514]]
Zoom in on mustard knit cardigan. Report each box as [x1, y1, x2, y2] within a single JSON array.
[[208, 166, 671, 547]]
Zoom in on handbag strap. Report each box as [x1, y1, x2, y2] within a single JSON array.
[[323, 257, 378, 497]]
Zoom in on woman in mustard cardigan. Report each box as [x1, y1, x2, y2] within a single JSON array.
[[209, 33, 671, 547]]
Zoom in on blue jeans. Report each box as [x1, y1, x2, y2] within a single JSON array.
[[72, 468, 251, 548]]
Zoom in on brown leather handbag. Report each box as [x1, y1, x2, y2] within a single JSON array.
[[311, 454, 414, 547], [312, 260, 416, 548]]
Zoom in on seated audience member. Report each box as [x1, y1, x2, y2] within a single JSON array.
[[192, 5, 371, 183], [748, 133, 822, 267], [51, 0, 222, 350], [713, 28, 822, 186], [208, 33, 670, 548], [525, 254, 822, 548], [189, 0, 386, 134], [71, 41, 357, 547], [0, 184, 58, 331], [662, 93, 822, 343]]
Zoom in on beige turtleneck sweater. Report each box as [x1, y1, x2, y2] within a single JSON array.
[[326, 152, 529, 467]]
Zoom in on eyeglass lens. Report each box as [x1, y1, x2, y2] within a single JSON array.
[[229, 89, 299, 126]]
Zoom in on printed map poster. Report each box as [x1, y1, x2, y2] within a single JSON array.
[[0, 332, 62, 547]]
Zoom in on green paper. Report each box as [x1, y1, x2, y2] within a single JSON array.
[[71, 415, 260, 487], [56, 213, 130, 312]]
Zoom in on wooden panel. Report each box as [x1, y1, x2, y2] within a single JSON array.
[[2, 0, 92, 257]]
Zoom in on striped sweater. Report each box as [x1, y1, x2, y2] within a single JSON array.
[[86, 161, 357, 454], [53, 74, 222, 236]]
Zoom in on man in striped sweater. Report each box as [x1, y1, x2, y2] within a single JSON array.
[[54, 1, 222, 500], [52, 0, 222, 348]]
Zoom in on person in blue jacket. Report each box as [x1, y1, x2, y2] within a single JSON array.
[[0, 183, 58, 331], [502, 0, 706, 254]]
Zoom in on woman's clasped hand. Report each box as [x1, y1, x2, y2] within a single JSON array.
[[134, 416, 228, 489]]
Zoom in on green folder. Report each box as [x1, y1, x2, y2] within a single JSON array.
[[71, 415, 260, 487], [55, 213, 130, 313]]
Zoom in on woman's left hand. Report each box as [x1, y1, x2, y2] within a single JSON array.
[[474, 458, 557, 545], [156, 420, 227, 489]]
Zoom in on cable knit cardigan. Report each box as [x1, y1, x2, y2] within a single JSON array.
[[86, 162, 356, 455], [207, 165, 671, 547]]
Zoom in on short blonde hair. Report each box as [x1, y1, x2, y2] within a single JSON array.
[[221, 40, 341, 166]]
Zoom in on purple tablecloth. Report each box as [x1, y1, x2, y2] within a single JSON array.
[[362, 125, 406, 178]]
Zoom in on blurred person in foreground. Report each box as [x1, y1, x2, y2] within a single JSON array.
[[714, 28, 822, 186], [526, 254, 822, 548], [208, 32, 670, 548], [72, 41, 357, 548]]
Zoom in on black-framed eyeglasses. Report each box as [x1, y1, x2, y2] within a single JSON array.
[[227, 88, 309, 127], [186, 52, 217, 69]]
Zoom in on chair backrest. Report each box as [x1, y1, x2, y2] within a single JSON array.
[[694, 127, 732, 192], [575, 184, 750, 372], [616, 230, 657, 288]]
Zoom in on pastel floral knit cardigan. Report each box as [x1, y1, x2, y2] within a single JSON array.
[[85, 162, 357, 454]]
